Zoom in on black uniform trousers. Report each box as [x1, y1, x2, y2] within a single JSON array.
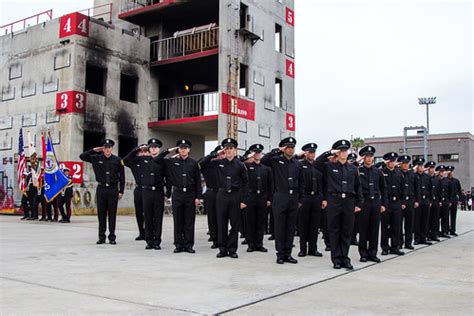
[[266, 206, 274, 235], [21, 194, 30, 217], [245, 192, 268, 248], [58, 191, 73, 220], [358, 196, 381, 259], [320, 207, 330, 248], [352, 211, 359, 243], [143, 188, 164, 246], [414, 199, 431, 243], [429, 199, 440, 239], [96, 185, 118, 241], [273, 193, 299, 258], [27, 187, 38, 218], [35, 191, 46, 219], [46, 197, 59, 221], [381, 199, 402, 252], [449, 198, 458, 234], [216, 190, 241, 254], [298, 194, 322, 254], [401, 197, 415, 247], [134, 187, 145, 238], [326, 195, 355, 265], [440, 200, 450, 235], [204, 189, 218, 242], [172, 190, 196, 250]]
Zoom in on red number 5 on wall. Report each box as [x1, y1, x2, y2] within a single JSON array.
[[59, 13, 89, 38], [286, 7, 295, 26]]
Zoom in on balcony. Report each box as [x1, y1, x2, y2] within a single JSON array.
[[150, 25, 218, 66], [148, 92, 218, 137]]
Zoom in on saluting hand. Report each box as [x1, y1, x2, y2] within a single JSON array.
[[118, 193, 123, 200], [279, 146, 287, 152], [168, 147, 179, 153], [93, 146, 104, 152]]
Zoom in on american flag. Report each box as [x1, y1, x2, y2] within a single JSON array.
[[17, 128, 27, 194]]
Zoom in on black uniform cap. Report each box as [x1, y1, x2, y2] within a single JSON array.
[[222, 138, 238, 148], [397, 155, 411, 163], [413, 157, 425, 166], [249, 143, 264, 153], [332, 139, 351, 150], [301, 143, 317, 152], [424, 161, 436, 168], [435, 165, 446, 172], [279, 137, 297, 147], [177, 139, 192, 148], [348, 153, 358, 161], [383, 152, 398, 161], [359, 145, 376, 156], [102, 139, 115, 147], [147, 138, 163, 148]]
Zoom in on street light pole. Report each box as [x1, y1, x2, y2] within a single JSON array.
[[418, 97, 436, 161]]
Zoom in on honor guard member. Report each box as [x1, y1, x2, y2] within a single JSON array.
[[20, 164, 33, 220], [58, 167, 73, 223], [199, 145, 223, 249], [80, 139, 125, 245], [316, 140, 363, 270], [262, 137, 304, 264], [161, 139, 202, 253], [437, 165, 452, 238], [123, 144, 148, 241], [201, 138, 248, 258], [130, 139, 169, 250], [242, 144, 273, 253], [425, 161, 440, 241], [380, 152, 405, 256], [349, 152, 360, 246], [447, 166, 461, 236], [348, 153, 360, 167], [357, 146, 387, 263], [413, 158, 432, 245], [398, 155, 420, 250], [297, 143, 324, 257]]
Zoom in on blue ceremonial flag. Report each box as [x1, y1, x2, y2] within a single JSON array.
[[43, 133, 70, 202]]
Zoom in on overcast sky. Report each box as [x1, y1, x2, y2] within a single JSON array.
[[1, 0, 472, 151]]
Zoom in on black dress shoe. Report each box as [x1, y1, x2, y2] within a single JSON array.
[[96, 239, 105, 244], [211, 243, 218, 249], [431, 238, 440, 242], [368, 257, 381, 263], [284, 256, 298, 264], [298, 251, 306, 257], [276, 258, 284, 264], [343, 262, 354, 270], [390, 249, 405, 255], [216, 251, 227, 258], [256, 246, 268, 252], [268, 235, 275, 241], [135, 235, 145, 241], [325, 246, 331, 251], [241, 239, 248, 245], [246, 247, 255, 252], [31, 217, 38, 220], [208, 237, 213, 242], [350, 240, 359, 246], [439, 234, 450, 238], [420, 240, 432, 245], [333, 263, 342, 269], [450, 232, 458, 236], [26, 217, 32, 220], [185, 248, 196, 254], [405, 245, 414, 250], [21, 216, 28, 220], [381, 250, 389, 255], [229, 252, 238, 259], [109, 240, 117, 245], [308, 251, 323, 257], [173, 248, 183, 253], [145, 244, 154, 250], [39, 218, 45, 221], [154, 245, 161, 250], [360, 257, 368, 262], [414, 241, 419, 245]]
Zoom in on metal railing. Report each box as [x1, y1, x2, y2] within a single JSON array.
[[151, 92, 219, 121], [78, 3, 113, 24], [1, 9, 53, 35], [120, 0, 164, 13], [151, 27, 219, 62]]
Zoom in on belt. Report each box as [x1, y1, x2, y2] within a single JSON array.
[[305, 191, 320, 196], [219, 188, 240, 193], [98, 182, 117, 188], [330, 192, 351, 199], [276, 190, 296, 195], [142, 185, 163, 191], [173, 186, 193, 193], [250, 190, 265, 194], [421, 195, 427, 199], [207, 188, 219, 192], [389, 196, 399, 201], [363, 194, 379, 200]]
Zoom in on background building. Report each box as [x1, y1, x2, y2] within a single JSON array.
[[365, 132, 474, 190], [0, 0, 296, 213]]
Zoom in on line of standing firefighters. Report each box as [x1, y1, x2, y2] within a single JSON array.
[[79, 137, 462, 269]]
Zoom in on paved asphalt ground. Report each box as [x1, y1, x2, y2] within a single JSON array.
[[1, 211, 473, 315]]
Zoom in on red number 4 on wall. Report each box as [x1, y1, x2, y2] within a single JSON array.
[[59, 13, 89, 38]]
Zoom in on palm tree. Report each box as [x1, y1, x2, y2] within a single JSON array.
[[351, 137, 365, 152]]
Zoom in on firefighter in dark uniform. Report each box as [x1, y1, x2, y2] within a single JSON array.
[[413, 157, 432, 245], [241, 144, 273, 253], [296, 143, 323, 257], [201, 138, 248, 258], [199, 145, 223, 249], [161, 139, 202, 253], [80, 139, 125, 245], [425, 161, 441, 241], [380, 152, 405, 256], [262, 137, 303, 264], [348, 152, 360, 246], [315, 139, 362, 270], [58, 166, 73, 223], [447, 166, 461, 236], [123, 144, 147, 241], [438, 165, 452, 238], [357, 145, 386, 263], [398, 155, 419, 250]]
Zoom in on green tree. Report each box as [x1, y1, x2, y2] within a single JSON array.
[[351, 137, 365, 152]]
